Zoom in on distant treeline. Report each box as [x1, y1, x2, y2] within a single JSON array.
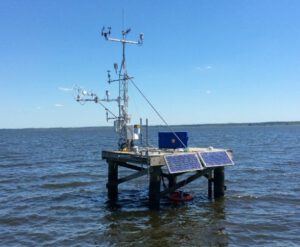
[[1, 121, 300, 130], [166, 121, 300, 128]]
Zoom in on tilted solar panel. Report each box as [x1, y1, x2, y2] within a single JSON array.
[[164, 153, 203, 174], [198, 151, 234, 168]]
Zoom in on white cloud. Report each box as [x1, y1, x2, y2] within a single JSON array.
[[54, 104, 64, 107], [196, 65, 213, 71], [58, 87, 73, 92]]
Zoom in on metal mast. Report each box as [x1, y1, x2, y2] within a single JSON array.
[[75, 27, 143, 150], [102, 27, 143, 150]]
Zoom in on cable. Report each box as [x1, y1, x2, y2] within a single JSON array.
[[97, 100, 118, 118], [129, 78, 187, 149]]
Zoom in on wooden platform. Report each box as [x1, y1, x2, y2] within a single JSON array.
[[102, 147, 231, 209]]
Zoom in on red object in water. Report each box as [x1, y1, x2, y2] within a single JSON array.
[[169, 191, 193, 202]]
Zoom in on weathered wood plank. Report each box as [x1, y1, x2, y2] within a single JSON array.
[[117, 169, 148, 184], [106, 161, 118, 201], [214, 167, 225, 198], [160, 168, 213, 197], [149, 166, 161, 209], [207, 170, 213, 199], [118, 162, 146, 171], [102, 150, 150, 164]]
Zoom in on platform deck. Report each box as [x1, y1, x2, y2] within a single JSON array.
[[102, 147, 232, 209], [102, 147, 232, 166]]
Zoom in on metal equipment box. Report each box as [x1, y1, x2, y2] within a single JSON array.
[[158, 132, 188, 149]]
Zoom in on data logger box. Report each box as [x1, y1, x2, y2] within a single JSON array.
[[158, 132, 188, 149]]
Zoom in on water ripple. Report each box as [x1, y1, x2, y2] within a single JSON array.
[[0, 125, 300, 246]]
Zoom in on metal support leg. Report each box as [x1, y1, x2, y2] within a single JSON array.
[[214, 167, 225, 198], [107, 161, 118, 201], [149, 166, 161, 209]]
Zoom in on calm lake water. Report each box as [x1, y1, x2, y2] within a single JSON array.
[[0, 124, 300, 246]]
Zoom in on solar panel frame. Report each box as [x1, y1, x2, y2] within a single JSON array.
[[198, 151, 234, 168], [164, 153, 203, 174]]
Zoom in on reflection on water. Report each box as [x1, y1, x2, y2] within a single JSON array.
[[1, 124, 300, 246], [104, 197, 228, 247]]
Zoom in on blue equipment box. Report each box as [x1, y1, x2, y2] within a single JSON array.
[[158, 132, 188, 149]]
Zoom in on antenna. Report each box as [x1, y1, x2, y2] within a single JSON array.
[[122, 9, 125, 30]]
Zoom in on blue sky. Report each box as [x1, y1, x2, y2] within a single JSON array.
[[0, 0, 299, 128]]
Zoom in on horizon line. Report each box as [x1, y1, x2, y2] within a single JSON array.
[[1, 121, 300, 130]]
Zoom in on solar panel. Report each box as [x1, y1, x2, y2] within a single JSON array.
[[198, 151, 234, 168], [164, 153, 203, 174]]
